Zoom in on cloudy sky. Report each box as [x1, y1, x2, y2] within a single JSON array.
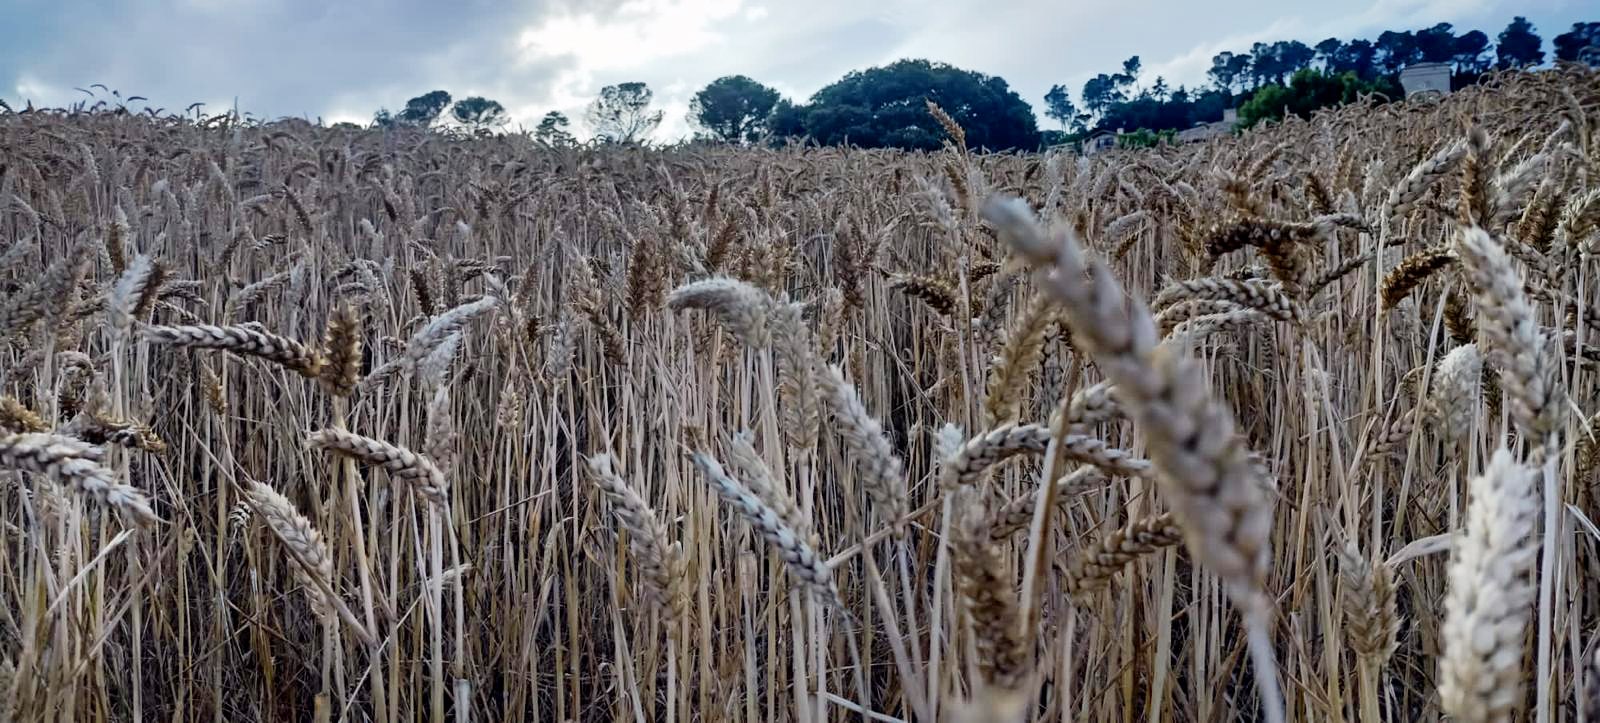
[[1, 0, 1590, 140]]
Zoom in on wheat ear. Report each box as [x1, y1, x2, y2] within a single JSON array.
[[1153, 277, 1301, 323], [1339, 542, 1399, 669], [939, 423, 1151, 488], [1427, 344, 1483, 435], [985, 468, 1109, 542], [818, 364, 908, 532], [666, 277, 771, 347], [242, 480, 336, 619], [307, 428, 448, 507], [952, 493, 1031, 690], [585, 453, 686, 624], [0, 432, 158, 526], [319, 302, 362, 397], [1378, 249, 1457, 311], [984, 294, 1055, 426], [725, 431, 809, 540], [770, 300, 822, 450], [0, 397, 50, 433], [985, 194, 1283, 723], [690, 451, 840, 608], [1452, 226, 1559, 447], [1437, 448, 1537, 723], [143, 323, 326, 378], [1064, 512, 1184, 599]]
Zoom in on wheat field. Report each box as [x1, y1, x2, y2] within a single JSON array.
[[2, 66, 1599, 722]]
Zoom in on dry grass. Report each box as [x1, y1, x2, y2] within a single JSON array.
[[0, 66, 1598, 722]]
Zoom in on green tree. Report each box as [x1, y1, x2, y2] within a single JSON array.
[[689, 75, 781, 143], [397, 90, 452, 127], [1453, 30, 1492, 73], [586, 82, 663, 144], [1149, 76, 1170, 102], [534, 111, 576, 147], [1276, 41, 1316, 80], [1117, 128, 1173, 149], [1043, 84, 1081, 131], [1375, 30, 1420, 74], [1416, 23, 1459, 62], [451, 96, 508, 133], [1120, 56, 1142, 93], [1237, 68, 1398, 128], [798, 59, 1038, 150], [766, 99, 807, 141], [1082, 73, 1127, 117], [1314, 38, 1343, 70], [1554, 22, 1600, 63], [1208, 51, 1249, 91], [1330, 39, 1378, 79], [1248, 42, 1277, 86], [1497, 16, 1545, 68]]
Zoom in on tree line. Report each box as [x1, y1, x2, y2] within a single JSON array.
[[371, 17, 1598, 151], [1045, 17, 1596, 140]]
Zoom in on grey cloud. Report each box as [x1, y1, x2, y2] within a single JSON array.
[[3, 0, 567, 121]]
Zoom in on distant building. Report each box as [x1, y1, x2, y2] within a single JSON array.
[[1175, 108, 1239, 144], [1081, 129, 1117, 156], [1400, 62, 1452, 98]]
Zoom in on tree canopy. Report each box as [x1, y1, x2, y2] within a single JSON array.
[[451, 97, 507, 133], [1237, 69, 1399, 127], [689, 75, 781, 143], [534, 111, 576, 147], [587, 82, 663, 144], [1497, 16, 1545, 68], [397, 90, 452, 127], [1043, 84, 1083, 133], [1050, 13, 1572, 144], [1554, 22, 1600, 63], [796, 59, 1039, 151]]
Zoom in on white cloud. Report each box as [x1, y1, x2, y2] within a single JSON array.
[[520, 0, 744, 71], [515, 0, 751, 140]]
